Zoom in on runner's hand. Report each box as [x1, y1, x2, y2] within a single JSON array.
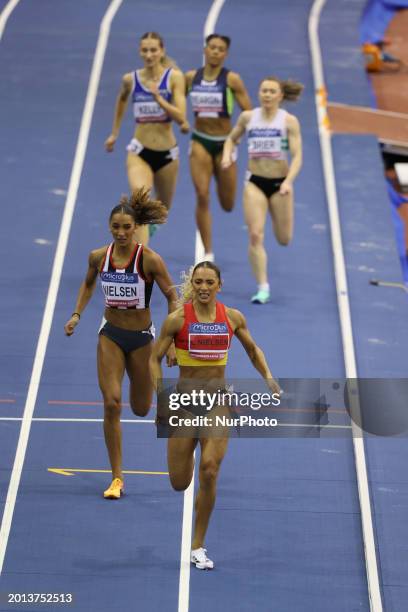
[[279, 180, 293, 196], [64, 316, 80, 336], [267, 378, 281, 397], [104, 134, 117, 152], [221, 155, 232, 170], [166, 343, 178, 367], [180, 121, 190, 134]]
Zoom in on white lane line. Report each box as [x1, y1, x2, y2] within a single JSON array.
[[179, 3, 227, 609], [309, 2, 383, 610], [0, 0, 124, 576], [0, 0, 21, 41]]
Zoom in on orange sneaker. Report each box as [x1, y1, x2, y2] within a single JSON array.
[[103, 478, 124, 499]]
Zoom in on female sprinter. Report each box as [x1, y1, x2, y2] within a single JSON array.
[[185, 34, 252, 261], [222, 76, 303, 303], [150, 261, 280, 569], [105, 32, 187, 245], [64, 189, 178, 499]]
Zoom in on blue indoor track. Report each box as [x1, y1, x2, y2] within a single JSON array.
[[1, 1, 407, 611]]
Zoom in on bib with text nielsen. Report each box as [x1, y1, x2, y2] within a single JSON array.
[[100, 271, 139, 308]]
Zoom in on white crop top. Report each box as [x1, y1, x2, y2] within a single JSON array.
[[246, 107, 289, 161]]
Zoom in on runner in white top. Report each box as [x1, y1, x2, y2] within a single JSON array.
[[222, 76, 303, 303]]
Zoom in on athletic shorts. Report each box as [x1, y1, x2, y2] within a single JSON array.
[[245, 172, 286, 199], [99, 320, 155, 354], [190, 130, 237, 161], [127, 138, 179, 173]]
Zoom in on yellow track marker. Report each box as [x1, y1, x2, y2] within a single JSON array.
[[48, 468, 168, 477]]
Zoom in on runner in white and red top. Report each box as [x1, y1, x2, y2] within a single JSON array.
[[64, 188, 177, 500]]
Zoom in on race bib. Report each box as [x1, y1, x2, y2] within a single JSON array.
[[248, 128, 287, 158], [101, 271, 140, 308], [191, 87, 223, 117], [133, 94, 168, 123], [188, 322, 229, 360]]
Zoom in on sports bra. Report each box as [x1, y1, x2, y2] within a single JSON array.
[[174, 302, 234, 366], [190, 67, 233, 118], [131, 68, 172, 123], [100, 242, 153, 309]]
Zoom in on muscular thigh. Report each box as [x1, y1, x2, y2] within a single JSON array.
[[127, 153, 154, 192], [243, 182, 269, 232], [154, 159, 179, 209], [214, 155, 237, 205], [125, 342, 153, 396], [97, 334, 126, 397], [199, 436, 229, 469], [168, 436, 198, 486], [269, 191, 293, 237], [189, 141, 213, 194]]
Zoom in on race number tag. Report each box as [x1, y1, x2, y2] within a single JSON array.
[[188, 322, 229, 360], [248, 128, 287, 158], [101, 271, 140, 308]]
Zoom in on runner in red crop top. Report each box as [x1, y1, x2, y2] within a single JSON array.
[[174, 301, 234, 367], [150, 261, 280, 571]]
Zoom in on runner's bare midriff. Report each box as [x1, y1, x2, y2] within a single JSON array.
[[195, 116, 232, 137], [133, 122, 177, 150], [248, 158, 289, 179], [104, 307, 152, 331], [178, 365, 226, 383]]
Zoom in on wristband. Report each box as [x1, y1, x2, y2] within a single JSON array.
[[72, 312, 81, 319]]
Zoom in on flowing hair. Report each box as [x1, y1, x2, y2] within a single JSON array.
[[260, 76, 304, 101], [110, 187, 168, 225]]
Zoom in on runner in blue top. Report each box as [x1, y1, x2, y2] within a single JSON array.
[[105, 32, 187, 245], [185, 34, 252, 262], [222, 76, 303, 303]]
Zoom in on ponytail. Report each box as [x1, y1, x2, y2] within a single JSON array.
[[110, 187, 168, 226]]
